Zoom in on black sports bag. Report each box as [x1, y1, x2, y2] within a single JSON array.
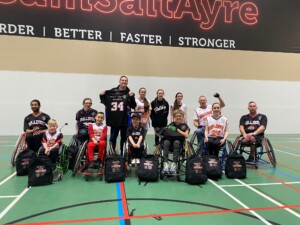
[[225, 152, 247, 179], [16, 149, 36, 176], [28, 155, 53, 186], [137, 155, 159, 182], [185, 155, 207, 184], [105, 154, 126, 182], [204, 155, 222, 180]]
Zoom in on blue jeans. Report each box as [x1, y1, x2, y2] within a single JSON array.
[[195, 127, 205, 153], [110, 126, 127, 155]]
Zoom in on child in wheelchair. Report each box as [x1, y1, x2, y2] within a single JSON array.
[[39, 119, 63, 169], [162, 109, 190, 174], [87, 112, 107, 169], [126, 113, 146, 165]]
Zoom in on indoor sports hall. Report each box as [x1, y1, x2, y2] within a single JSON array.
[[1, 0, 300, 225]]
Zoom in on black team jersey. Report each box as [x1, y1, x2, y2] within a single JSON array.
[[23, 112, 50, 132], [75, 108, 97, 130], [127, 124, 145, 143], [240, 113, 268, 135], [101, 89, 136, 127]]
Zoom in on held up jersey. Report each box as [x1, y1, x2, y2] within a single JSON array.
[[23, 112, 50, 132], [102, 90, 130, 127], [206, 115, 228, 138]]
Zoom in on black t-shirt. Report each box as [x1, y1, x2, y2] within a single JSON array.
[[23, 112, 50, 132], [126, 124, 145, 143], [239, 113, 267, 134], [75, 108, 97, 130]]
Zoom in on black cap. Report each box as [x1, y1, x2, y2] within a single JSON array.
[[131, 113, 141, 119]]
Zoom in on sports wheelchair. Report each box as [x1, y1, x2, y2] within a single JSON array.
[[123, 140, 148, 176], [11, 133, 27, 166], [153, 129, 192, 181], [233, 135, 276, 169], [188, 131, 234, 170], [72, 140, 107, 181]]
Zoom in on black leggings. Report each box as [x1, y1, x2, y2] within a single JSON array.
[[207, 137, 223, 157]]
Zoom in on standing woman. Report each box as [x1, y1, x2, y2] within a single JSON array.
[[135, 87, 151, 136], [170, 92, 187, 123], [150, 89, 169, 146]]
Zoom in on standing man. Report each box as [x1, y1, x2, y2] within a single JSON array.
[[75, 98, 97, 143], [100, 76, 136, 155], [24, 99, 50, 152], [239, 101, 268, 163], [193, 93, 225, 151]]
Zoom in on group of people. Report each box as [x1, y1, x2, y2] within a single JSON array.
[[23, 76, 268, 172]]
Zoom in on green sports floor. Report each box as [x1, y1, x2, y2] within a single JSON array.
[[0, 134, 300, 225]]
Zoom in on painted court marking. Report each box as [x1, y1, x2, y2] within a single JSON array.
[[236, 179, 300, 219], [209, 179, 272, 225]]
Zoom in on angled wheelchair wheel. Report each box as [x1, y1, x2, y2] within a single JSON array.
[[263, 138, 276, 167], [11, 133, 27, 166], [72, 140, 88, 176], [60, 144, 69, 174], [232, 136, 241, 151]]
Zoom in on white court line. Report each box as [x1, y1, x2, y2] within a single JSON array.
[[0, 187, 30, 219], [220, 181, 300, 188], [275, 149, 300, 157], [0, 172, 16, 186], [236, 179, 300, 219], [0, 195, 18, 198], [209, 180, 273, 225]]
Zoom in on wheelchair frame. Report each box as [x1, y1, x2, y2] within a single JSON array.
[[233, 136, 276, 169], [72, 140, 107, 181], [11, 133, 27, 166]]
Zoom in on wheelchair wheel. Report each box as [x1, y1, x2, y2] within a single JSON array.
[[11, 133, 27, 166], [263, 138, 276, 168], [72, 140, 88, 176], [60, 144, 69, 174], [232, 136, 241, 151]]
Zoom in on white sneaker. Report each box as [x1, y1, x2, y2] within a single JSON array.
[[136, 158, 140, 164], [169, 162, 177, 174], [162, 162, 170, 174], [131, 158, 136, 164]]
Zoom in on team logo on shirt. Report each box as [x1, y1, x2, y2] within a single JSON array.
[[42, 116, 46, 121], [122, 95, 127, 99]]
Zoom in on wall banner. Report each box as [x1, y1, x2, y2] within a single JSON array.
[[0, 0, 299, 53]]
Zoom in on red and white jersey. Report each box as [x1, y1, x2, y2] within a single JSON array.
[[170, 103, 187, 123], [42, 131, 63, 148], [135, 98, 151, 125], [206, 115, 228, 138], [194, 105, 213, 127], [88, 123, 107, 142]]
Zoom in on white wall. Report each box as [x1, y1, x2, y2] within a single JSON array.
[[1, 71, 299, 135]]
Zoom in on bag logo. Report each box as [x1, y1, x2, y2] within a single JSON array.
[[35, 166, 46, 177], [143, 160, 154, 170]]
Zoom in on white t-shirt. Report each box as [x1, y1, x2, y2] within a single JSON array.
[[194, 105, 213, 127], [206, 115, 228, 138], [135, 98, 151, 126]]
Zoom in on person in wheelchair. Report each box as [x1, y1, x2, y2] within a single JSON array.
[[239, 101, 267, 163], [24, 99, 50, 152], [126, 113, 146, 165], [162, 109, 190, 174], [204, 103, 229, 157], [75, 98, 97, 143], [87, 112, 107, 169], [39, 119, 63, 168]]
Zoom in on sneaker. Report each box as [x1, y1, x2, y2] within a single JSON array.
[[131, 158, 136, 164], [169, 162, 177, 174], [162, 162, 170, 174], [246, 157, 254, 164], [136, 158, 140, 164]]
